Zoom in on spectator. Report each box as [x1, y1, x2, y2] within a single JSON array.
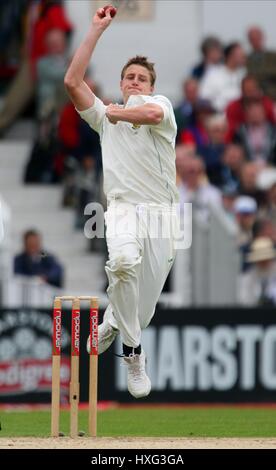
[[233, 100, 276, 165], [248, 26, 265, 55], [239, 237, 276, 306], [234, 195, 257, 246], [239, 162, 262, 201], [221, 182, 238, 219], [176, 155, 222, 222], [234, 195, 257, 272], [0, 0, 72, 136], [221, 143, 245, 189], [226, 75, 275, 140], [197, 113, 227, 187], [256, 167, 276, 224], [14, 229, 63, 288], [199, 42, 246, 112], [179, 100, 215, 148], [253, 217, 276, 244], [247, 25, 276, 100], [57, 76, 102, 201], [175, 144, 196, 184], [191, 36, 223, 81], [174, 78, 199, 139], [23, 27, 71, 184], [36, 28, 69, 119]]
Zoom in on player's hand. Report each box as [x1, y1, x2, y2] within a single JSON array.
[[92, 5, 117, 33], [106, 103, 123, 124]]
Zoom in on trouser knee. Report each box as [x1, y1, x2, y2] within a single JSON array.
[[105, 254, 142, 282]]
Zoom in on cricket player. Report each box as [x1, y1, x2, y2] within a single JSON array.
[[64, 5, 179, 398]]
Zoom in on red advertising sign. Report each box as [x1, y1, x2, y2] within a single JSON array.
[[90, 308, 98, 356], [52, 308, 62, 356], [0, 358, 70, 395], [71, 309, 80, 356]]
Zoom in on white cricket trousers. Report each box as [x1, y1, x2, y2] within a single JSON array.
[[104, 201, 178, 348]]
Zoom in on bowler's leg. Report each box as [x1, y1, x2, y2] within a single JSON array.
[[105, 236, 142, 348], [138, 229, 175, 331]]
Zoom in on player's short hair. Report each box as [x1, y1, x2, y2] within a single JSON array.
[[121, 56, 156, 86]]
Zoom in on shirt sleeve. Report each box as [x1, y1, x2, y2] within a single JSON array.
[[137, 94, 177, 142], [76, 96, 107, 136]]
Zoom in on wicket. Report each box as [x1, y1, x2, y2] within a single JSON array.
[[51, 295, 99, 438]]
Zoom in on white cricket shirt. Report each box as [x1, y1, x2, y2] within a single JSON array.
[[77, 94, 179, 205]]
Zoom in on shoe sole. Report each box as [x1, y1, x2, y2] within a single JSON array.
[[128, 381, 151, 399]]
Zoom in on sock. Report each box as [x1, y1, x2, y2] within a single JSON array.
[[123, 343, 141, 356]]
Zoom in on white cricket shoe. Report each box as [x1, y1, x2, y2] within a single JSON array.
[[87, 320, 118, 354], [123, 350, 151, 399]]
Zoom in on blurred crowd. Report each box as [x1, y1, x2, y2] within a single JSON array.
[[0, 1, 105, 237], [1, 1, 276, 306], [175, 26, 276, 307]]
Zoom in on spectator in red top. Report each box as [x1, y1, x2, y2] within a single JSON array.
[[0, 0, 73, 135], [226, 75, 275, 141], [30, 0, 72, 75], [180, 100, 215, 148], [57, 76, 102, 173]]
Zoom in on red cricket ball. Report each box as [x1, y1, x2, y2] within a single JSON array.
[[103, 5, 117, 18], [110, 7, 117, 17]]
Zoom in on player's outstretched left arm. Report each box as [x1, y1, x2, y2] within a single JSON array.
[[106, 103, 164, 125]]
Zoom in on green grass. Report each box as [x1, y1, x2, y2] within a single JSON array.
[[1, 407, 276, 438]]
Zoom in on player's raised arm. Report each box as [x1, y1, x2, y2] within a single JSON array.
[[64, 5, 117, 111]]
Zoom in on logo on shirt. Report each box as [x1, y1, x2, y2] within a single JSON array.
[[132, 124, 141, 131]]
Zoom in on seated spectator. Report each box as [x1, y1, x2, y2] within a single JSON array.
[[234, 196, 258, 272], [24, 27, 71, 184], [197, 114, 227, 187], [253, 217, 276, 244], [226, 75, 275, 140], [175, 144, 196, 184], [57, 76, 102, 187], [247, 25, 276, 100], [191, 36, 223, 81], [179, 100, 215, 148], [233, 100, 276, 164], [221, 182, 238, 219], [0, 0, 73, 136], [174, 78, 199, 139], [176, 155, 222, 222], [239, 237, 276, 306], [36, 28, 69, 119], [221, 143, 245, 189], [256, 167, 276, 224], [239, 162, 263, 202], [248, 25, 266, 57], [199, 42, 246, 112], [14, 229, 63, 288]]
